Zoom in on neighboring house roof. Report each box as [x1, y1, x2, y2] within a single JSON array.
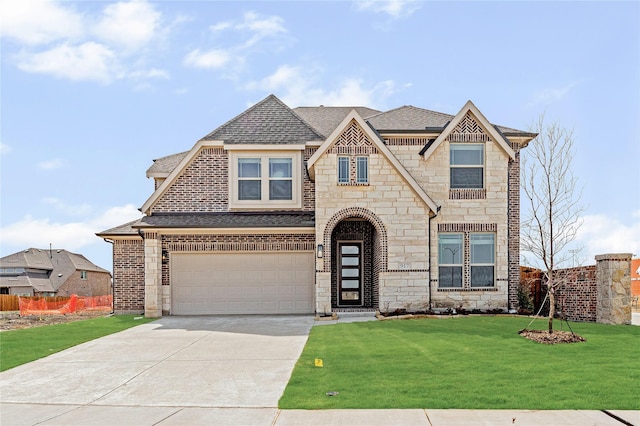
[[133, 212, 315, 229], [199, 94, 325, 144], [293, 106, 381, 138], [0, 248, 110, 292]]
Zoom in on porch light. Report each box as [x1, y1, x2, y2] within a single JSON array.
[[317, 244, 324, 258], [162, 250, 169, 264]]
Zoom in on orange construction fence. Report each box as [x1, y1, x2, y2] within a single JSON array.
[[18, 295, 113, 316]]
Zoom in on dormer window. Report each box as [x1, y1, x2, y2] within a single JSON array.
[[230, 152, 301, 209], [450, 144, 484, 189]]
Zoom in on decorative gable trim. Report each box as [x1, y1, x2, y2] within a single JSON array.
[[421, 100, 515, 161], [308, 110, 439, 214]]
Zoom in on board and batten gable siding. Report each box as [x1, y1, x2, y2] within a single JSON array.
[[150, 146, 318, 214]]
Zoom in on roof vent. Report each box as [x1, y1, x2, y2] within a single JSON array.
[[58, 274, 63, 277], [57, 250, 61, 253], [24, 249, 29, 253]]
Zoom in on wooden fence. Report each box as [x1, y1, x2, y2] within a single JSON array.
[[0, 294, 20, 311]]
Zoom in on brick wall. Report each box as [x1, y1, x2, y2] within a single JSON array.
[[152, 147, 229, 213], [152, 146, 317, 213], [507, 146, 521, 310], [555, 266, 598, 322], [57, 271, 111, 297], [113, 239, 145, 314]]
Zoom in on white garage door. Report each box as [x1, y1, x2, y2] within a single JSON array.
[[171, 252, 314, 315]]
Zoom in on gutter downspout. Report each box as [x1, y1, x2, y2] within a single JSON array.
[[103, 238, 115, 315], [428, 206, 441, 311]]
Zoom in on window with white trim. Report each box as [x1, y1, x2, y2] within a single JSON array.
[[356, 156, 368, 184], [450, 144, 484, 189], [438, 232, 495, 288], [438, 234, 463, 288], [338, 156, 350, 184], [230, 152, 301, 208], [80, 270, 88, 280], [337, 155, 369, 185], [470, 233, 495, 287]]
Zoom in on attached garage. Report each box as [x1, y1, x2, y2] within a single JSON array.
[[171, 252, 314, 315]]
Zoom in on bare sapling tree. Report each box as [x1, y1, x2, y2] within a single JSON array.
[[521, 115, 584, 333]]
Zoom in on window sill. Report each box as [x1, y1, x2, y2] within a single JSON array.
[[437, 287, 498, 292], [449, 189, 486, 200]]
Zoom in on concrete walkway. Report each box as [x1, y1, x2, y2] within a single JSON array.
[[1, 315, 638, 426]]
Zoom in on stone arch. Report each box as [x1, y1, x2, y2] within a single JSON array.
[[322, 207, 388, 273]]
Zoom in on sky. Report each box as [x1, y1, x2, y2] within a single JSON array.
[[1, 0, 639, 272]]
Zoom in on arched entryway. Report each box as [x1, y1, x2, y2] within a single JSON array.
[[323, 208, 387, 311]]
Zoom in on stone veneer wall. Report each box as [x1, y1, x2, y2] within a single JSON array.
[[113, 239, 145, 314], [596, 253, 632, 325]]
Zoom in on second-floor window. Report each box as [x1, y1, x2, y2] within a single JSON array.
[[450, 144, 484, 189], [338, 156, 369, 185], [230, 152, 301, 208]]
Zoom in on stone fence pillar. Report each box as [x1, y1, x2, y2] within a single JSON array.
[[596, 253, 632, 325]]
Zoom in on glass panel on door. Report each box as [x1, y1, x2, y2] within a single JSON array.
[[338, 242, 362, 306]]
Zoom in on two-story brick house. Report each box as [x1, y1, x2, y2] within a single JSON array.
[[98, 95, 536, 317]]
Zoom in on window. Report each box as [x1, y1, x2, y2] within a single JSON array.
[[438, 234, 463, 288], [230, 152, 300, 208], [338, 156, 350, 184], [80, 270, 88, 280], [470, 234, 494, 287], [450, 144, 484, 189], [337, 156, 368, 185], [269, 158, 292, 200], [238, 158, 261, 200], [438, 232, 495, 289], [356, 157, 368, 184]]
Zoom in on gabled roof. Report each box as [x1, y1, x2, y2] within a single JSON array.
[[293, 106, 381, 138], [421, 100, 516, 160], [147, 151, 188, 177], [199, 94, 324, 144], [97, 218, 143, 237], [307, 110, 439, 214], [0, 249, 110, 292]]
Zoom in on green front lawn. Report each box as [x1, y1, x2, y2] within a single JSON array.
[[0, 315, 156, 372], [280, 316, 640, 410]]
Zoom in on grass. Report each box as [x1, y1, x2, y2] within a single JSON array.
[[279, 316, 640, 410], [0, 315, 156, 372]]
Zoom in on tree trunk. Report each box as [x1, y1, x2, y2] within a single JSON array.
[[548, 286, 555, 334]]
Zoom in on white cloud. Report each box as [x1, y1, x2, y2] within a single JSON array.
[[93, 0, 161, 53], [575, 213, 640, 260], [17, 42, 120, 83], [37, 158, 65, 170], [0, 143, 11, 155], [355, 0, 421, 18], [183, 48, 231, 70], [187, 11, 288, 74], [0, 204, 141, 253], [4, 0, 167, 86], [42, 197, 93, 217], [528, 81, 579, 107], [245, 64, 401, 108], [0, 0, 84, 45]]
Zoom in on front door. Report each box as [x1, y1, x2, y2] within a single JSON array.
[[338, 242, 362, 306]]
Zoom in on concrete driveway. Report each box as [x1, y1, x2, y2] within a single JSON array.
[[0, 315, 314, 425]]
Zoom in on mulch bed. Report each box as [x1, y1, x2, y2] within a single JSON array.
[[519, 329, 586, 344]]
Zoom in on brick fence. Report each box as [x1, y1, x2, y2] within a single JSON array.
[[520, 253, 632, 324]]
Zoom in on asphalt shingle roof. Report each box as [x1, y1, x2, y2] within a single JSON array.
[[135, 212, 315, 229], [292, 106, 381, 138], [147, 151, 188, 175], [199, 94, 324, 144]]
